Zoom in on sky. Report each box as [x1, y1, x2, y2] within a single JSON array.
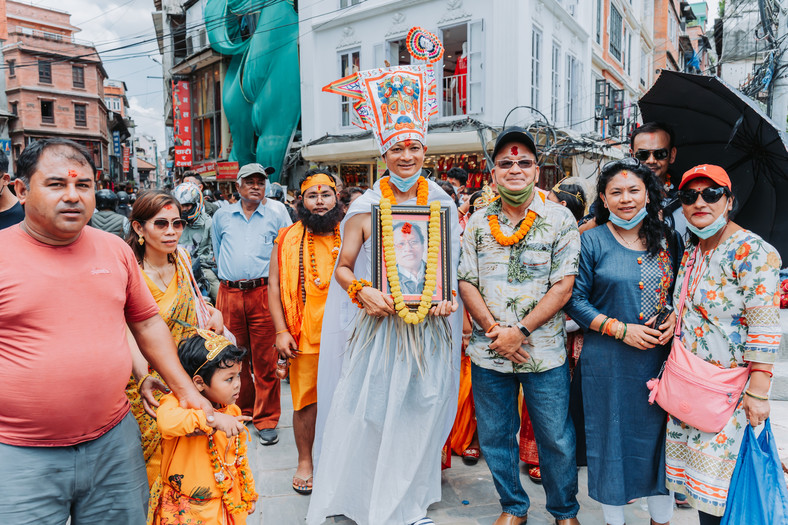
[[28, 0, 166, 153]]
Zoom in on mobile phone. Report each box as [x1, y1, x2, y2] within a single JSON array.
[[653, 305, 674, 329]]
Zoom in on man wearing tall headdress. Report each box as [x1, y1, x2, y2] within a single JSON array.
[[307, 28, 463, 525], [268, 169, 344, 496]]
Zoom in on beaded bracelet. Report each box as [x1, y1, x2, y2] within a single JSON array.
[[347, 279, 372, 308], [744, 389, 769, 401]]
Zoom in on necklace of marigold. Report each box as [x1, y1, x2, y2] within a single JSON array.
[[307, 224, 341, 290], [488, 210, 538, 246], [208, 432, 257, 514], [379, 176, 440, 325]]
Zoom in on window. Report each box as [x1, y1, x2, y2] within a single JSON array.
[[668, 7, 679, 50], [609, 5, 623, 61], [74, 104, 87, 126], [640, 46, 649, 86], [531, 27, 542, 110], [626, 31, 633, 76], [339, 50, 360, 127], [73, 66, 85, 88], [441, 22, 469, 117], [190, 63, 223, 162], [38, 60, 52, 83], [550, 43, 560, 123], [340, 0, 363, 7], [7, 60, 15, 76], [41, 100, 54, 123], [565, 54, 581, 128], [10, 102, 17, 116], [595, 0, 603, 44]]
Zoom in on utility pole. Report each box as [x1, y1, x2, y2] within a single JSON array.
[[772, 1, 788, 132]]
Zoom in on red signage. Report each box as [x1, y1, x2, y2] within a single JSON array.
[[122, 145, 130, 173], [172, 80, 192, 167], [216, 161, 239, 180], [193, 161, 216, 178]]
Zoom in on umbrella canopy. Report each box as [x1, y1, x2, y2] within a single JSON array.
[[639, 70, 788, 262]]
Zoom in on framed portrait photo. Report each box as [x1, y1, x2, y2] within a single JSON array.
[[371, 204, 452, 309]]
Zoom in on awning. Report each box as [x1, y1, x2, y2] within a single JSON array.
[[301, 130, 485, 162]]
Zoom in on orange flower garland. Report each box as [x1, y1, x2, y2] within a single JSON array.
[[208, 432, 257, 515], [379, 176, 429, 205], [307, 224, 341, 290], [348, 279, 372, 308], [488, 210, 538, 246]]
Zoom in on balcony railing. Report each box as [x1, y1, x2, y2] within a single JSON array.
[[10, 26, 95, 47], [442, 74, 468, 117]]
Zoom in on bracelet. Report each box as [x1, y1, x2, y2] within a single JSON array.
[[275, 329, 290, 335], [347, 279, 372, 308], [599, 317, 610, 335], [137, 373, 153, 393], [603, 318, 619, 337], [486, 322, 500, 333], [621, 323, 628, 341], [615, 322, 626, 341], [751, 368, 774, 379], [744, 389, 769, 401]]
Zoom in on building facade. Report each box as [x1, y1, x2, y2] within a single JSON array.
[[104, 79, 134, 183], [298, 0, 595, 191], [4, 1, 109, 176]]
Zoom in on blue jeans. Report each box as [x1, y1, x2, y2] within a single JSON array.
[[472, 361, 579, 520], [0, 412, 148, 525]]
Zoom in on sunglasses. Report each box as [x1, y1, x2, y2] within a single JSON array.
[[633, 148, 669, 162], [495, 159, 536, 170], [602, 157, 641, 171], [677, 187, 730, 205], [146, 218, 187, 231]]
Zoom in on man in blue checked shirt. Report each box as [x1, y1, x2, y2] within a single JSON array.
[[212, 163, 292, 446]]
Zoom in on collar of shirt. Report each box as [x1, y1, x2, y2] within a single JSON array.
[[230, 200, 266, 220]]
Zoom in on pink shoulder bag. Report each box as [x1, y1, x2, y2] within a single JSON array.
[[646, 246, 749, 434]]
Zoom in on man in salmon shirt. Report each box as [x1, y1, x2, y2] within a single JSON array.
[[0, 138, 228, 525]]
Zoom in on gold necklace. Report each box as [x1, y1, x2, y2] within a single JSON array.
[[143, 258, 172, 289], [611, 224, 643, 248]]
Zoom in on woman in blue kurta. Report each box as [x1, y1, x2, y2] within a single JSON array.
[[567, 159, 681, 525]]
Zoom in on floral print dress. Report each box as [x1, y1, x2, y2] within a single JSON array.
[[665, 229, 781, 516]]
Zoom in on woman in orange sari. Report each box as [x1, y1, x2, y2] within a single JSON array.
[[125, 190, 224, 486]]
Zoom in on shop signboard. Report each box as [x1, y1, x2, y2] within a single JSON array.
[[193, 161, 216, 178], [122, 145, 130, 173], [172, 80, 193, 167], [112, 131, 121, 157], [216, 161, 239, 180]]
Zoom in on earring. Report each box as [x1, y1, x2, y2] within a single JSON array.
[[138, 236, 145, 245]]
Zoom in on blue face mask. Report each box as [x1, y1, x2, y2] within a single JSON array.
[[608, 206, 648, 230], [687, 210, 728, 239], [388, 169, 422, 192]]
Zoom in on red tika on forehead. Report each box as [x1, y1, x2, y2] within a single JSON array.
[[620, 171, 629, 178], [402, 139, 412, 148], [401, 223, 412, 234], [510, 146, 519, 156], [317, 184, 322, 192], [164, 204, 173, 210], [68, 169, 78, 178]]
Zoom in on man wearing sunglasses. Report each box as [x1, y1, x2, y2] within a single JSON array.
[[458, 127, 581, 525], [630, 122, 687, 235], [212, 162, 292, 447]]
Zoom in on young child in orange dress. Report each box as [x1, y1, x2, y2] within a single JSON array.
[[148, 329, 258, 525]]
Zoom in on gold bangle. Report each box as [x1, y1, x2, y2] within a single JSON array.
[[744, 389, 769, 401], [137, 373, 153, 393], [275, 329, 289, 335]]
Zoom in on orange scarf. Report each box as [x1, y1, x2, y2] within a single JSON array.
[[276, 222, 306, 342]]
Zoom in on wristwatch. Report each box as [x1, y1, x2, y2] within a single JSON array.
[[515, 321, 531, 339]]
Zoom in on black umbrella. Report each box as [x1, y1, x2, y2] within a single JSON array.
[[639, 70, 788, 262]]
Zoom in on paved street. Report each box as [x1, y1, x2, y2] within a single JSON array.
[[244, 378, 788, 525]]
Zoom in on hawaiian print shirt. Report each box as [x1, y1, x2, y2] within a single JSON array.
[[674, 229, 782, 367], [458, 196, 580, 373]]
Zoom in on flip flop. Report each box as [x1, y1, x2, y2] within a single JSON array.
[[527, 465, 541, 484], [292, 475, 313, 495]]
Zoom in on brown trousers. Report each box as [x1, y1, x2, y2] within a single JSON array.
[[216, 282, 280, 430]]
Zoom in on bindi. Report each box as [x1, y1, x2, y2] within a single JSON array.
[[620, 171, 629, 179], [402, 139, 412, 148], [163, 204, 173, 210], [510, 146, 519, 156], [68, 170, 78, 178], [317, 184, 322, 192]]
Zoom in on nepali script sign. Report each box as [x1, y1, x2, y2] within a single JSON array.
[[172, 80, 192, 167]]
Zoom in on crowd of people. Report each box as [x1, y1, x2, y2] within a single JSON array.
[[0, 28, 782, 525]]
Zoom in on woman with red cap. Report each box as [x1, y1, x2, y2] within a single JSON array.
[[665, 165, 781, 524]]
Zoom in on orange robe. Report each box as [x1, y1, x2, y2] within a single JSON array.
[[275, 223, 337, 410], [148, 394, 257, 525]]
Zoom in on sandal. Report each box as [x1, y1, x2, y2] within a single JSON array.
[[527, 465, 542, 484], [462, 447, 480, 465], [292, 475, 313, 495]]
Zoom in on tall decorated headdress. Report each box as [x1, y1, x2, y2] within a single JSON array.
[[322, 27, 444, 154]]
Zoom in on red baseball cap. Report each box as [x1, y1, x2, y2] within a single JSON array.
[[678, 164, 732, 190]]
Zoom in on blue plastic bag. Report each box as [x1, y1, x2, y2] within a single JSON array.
[[721, 419, 788, 525]]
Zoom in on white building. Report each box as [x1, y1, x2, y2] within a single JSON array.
[[298, 0, 595, 190]]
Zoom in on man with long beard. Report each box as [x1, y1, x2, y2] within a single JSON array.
[[268, 170, 344, 496]]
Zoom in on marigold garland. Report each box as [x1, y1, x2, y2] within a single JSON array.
[[308, 224, 341, 290], [380, 196, 442, 325], [488, 210, 538, 246], [348, 279, 372, 308], [207, 431, 257, 515], [379, 176, 429, 205]]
